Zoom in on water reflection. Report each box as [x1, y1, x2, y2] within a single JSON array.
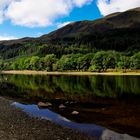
[[0, 74, 140, 138], [0, 74, 140, 101], [14, 102, 140, 140]]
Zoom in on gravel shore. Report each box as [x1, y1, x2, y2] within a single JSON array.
[[0, 97, 94, 140]]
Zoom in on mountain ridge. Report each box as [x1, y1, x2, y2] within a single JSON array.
[[1, 7, 140, 43], [0, 7, 140, 60], [45, 7, 140, 39]]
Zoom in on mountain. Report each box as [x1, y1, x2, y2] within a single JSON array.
[[45, 7, 140, 39], [0, 7, 140, 60]]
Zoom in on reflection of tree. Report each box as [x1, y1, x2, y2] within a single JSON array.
[[116, 76, 140, 96], [89, 76, 117, 97], [0, 75, 139, 102], [54, 76, 92, 96]]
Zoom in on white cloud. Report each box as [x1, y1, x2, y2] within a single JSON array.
[[97, 0, 140, 16], [0, 0, 92, 27], [0, 0, 12, 23], [72, 0, 93, 7], [0, 35, 17, 41], [57, 21, 72, 28]]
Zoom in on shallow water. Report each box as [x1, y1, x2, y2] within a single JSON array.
[[14, 102, 140, 140], [0, 74, 140, 139]]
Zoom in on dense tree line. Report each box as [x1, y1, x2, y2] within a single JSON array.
[[0, 51, 140, 72], [0, 28, 140, 60]]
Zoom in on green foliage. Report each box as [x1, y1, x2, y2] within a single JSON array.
[[117, 56, 130, 71], [42, 54, 57, 71], [0, 60, 5, 71], [130, 52, 140, 69], [1, 51, 140, 71], [88, 65, 97, 72], [55, 54, 82, 71], [77, 53, 94, 71], [1, 28, 139, 60], [29, 56, 40, 70], [104, 51, 120, 69], [90, 51, 108, 72]]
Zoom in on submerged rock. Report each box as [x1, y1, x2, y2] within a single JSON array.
[[38, 102, 52, 108], [59, 104, 66, 109], [65, 101, 69, 105], [72, 111, 79, 115], [46, 102, 52, 106]]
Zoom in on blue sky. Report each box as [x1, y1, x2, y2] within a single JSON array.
[[0, 0, 101, 39], [0, 0, 139, 40]]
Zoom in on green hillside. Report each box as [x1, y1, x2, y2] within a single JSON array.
[[0, 7, 140, 71]]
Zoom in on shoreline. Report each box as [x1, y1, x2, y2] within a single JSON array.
[[0, 96, 94, 140], [1, 70, 140, 76]]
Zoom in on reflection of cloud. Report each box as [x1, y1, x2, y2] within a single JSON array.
[[58, 116, 71, 122], [101, 129, 140, 140]]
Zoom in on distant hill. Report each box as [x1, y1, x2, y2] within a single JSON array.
[[45, 7, 140, 39], [0, 7, 140, 60]]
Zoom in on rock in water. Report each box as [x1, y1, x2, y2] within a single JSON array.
[[38, 102, 52, 108], [65, 101, 69, 105], [72, 111, 79, 115], [46, 102, 52, 106], [59, 104, 66, 109]]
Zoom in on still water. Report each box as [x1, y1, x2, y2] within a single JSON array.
[[0, 74, 140, 140]]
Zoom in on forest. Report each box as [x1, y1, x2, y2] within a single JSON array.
[[0, 51, 139, 72]]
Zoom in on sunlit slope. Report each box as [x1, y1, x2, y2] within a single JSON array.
[[0, 7, 140, 60]]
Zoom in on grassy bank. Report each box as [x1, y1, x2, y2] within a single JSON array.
[[1, 70, 140, 76]]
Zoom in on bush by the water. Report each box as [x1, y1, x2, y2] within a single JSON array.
[[0, 51, 140, 72]]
